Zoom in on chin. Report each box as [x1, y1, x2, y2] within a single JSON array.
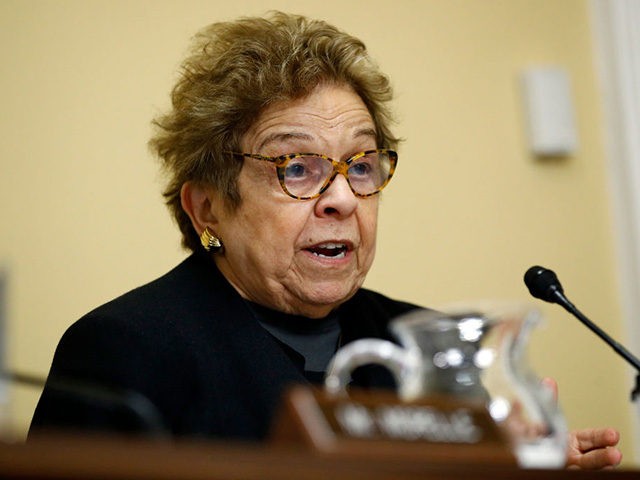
[[296, 283, 360, 317]]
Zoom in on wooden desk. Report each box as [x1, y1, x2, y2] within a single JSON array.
[[1, 435, 638, 480]]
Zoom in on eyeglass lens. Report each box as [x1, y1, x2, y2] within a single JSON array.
[[283, 151, 393, 198]]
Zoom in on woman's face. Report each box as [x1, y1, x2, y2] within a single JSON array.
[[212, 84, 380, 318]]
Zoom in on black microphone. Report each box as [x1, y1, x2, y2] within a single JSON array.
[[524, 266, 567, 303], [524, 265, 640, 401]]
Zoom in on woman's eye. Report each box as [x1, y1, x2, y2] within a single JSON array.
[[350, 162, 372, 176], [285, 162, 307, 178]]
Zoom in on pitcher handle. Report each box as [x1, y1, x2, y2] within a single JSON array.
[[324, 339, 423, 400]]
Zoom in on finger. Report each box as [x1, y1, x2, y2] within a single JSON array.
[[573, 428, 620, 452], [567, 445, 622, 470], [540, 377, 558, 403]]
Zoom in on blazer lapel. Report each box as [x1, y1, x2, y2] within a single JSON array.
[[192, 253, 308, 426]]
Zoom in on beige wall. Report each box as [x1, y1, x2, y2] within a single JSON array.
[[1, 0, 636, 465]]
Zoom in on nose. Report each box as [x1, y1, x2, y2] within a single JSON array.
[[314, 173, 359, 218]]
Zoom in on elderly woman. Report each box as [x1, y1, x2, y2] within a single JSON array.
[[30, 12, 620, 469]]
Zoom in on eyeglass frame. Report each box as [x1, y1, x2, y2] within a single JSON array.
[[227, 149, 398, 200]]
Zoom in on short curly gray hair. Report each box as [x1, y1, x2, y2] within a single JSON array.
[[149, 11, 398, 251]]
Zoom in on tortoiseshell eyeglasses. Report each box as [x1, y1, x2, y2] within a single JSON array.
[[228, 149, 398, 200]]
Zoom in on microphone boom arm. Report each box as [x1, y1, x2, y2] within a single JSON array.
[[525, 265, 640, 402], [552, 289, 640, 373]]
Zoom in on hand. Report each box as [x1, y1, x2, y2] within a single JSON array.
[[541, 378, 623, 469], [566, 427, 622, 469]]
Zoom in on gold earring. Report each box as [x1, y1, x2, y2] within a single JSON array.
[[200, 227, 223, 253]]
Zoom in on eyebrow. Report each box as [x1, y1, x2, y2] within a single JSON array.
[[257, 132, 312, 152], [355, 127, 378, 139], [256, 128, 378, 152]]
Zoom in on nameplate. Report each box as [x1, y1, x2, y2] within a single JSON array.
[[271, 386, 516, 465]]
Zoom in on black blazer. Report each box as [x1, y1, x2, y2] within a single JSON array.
[[30, 252, 418, 441]]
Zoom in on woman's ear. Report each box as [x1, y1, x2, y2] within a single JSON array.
[[180, 182, 220, 235]]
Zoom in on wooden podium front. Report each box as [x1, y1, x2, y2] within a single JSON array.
[[1, 434, 639, 480], [4, 387, 638, 479]]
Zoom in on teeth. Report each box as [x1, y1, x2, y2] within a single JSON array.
[[313, 251, 347, 259], [318, 243, 346, 249], [309, 243, 348, 258]]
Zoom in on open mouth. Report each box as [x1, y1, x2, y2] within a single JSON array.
[[306, 242, 349, 259]]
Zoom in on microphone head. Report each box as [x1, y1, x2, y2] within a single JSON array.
[[524, 265, 564, 303]]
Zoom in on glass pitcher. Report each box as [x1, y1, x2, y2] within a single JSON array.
[[324, 302, 568, 468]]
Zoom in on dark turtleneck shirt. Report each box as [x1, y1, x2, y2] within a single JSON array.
[[247, 301, 342, 384]]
